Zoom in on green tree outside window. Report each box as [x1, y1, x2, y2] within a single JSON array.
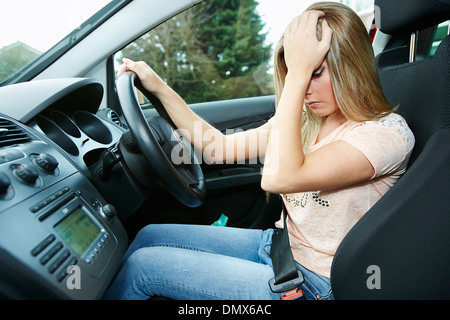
[[117, 0, 274, 105]]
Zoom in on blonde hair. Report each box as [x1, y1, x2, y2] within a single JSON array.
[[274, 2, 393, 151]]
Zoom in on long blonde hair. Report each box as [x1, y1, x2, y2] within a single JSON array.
[[274, 2, 393, 151]]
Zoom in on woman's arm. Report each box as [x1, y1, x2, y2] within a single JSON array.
[[118, 58, 271, 164], [261, 11, 374, 194]]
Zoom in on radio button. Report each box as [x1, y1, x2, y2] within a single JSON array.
[[39, 242, 63, 265], [30, 186, 70, 213], [48, 249, 70, 274], [31, 234, 56, 257], [57, 257, 78, 282]]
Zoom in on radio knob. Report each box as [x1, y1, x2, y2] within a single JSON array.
[[100, 204, 117, 222], [14, 164, 39, 185], [35, 153, 59, 173], [0, 172, 11, 196]]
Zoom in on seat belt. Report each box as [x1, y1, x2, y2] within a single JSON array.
[[269, 200, 305, 300]]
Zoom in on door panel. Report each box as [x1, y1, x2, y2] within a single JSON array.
[[191, 95, 274, 193], [189, 95, 275, 131]]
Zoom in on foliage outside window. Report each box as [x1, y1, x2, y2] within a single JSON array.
[[116, 0, 274, 105]]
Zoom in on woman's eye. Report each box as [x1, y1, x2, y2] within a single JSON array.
[[312, 67, 325, 78]]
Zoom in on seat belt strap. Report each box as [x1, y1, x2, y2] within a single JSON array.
[[269, 200, 305, 299]]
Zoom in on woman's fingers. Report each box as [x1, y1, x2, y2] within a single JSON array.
[[118, 58, 165, 94], [119, 58, 147, 81], [117, 59, 131, 76], [286, 10, 325, 36], [283, 10, 332, 74], [121, 58, 140, 74], [320, 19, 332, 51]]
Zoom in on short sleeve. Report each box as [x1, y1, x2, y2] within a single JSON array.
[[339, 114, 415, 179]]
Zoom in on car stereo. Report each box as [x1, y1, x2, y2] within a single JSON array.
[[0, 171, 127, 299], [31, 193, 116, 280], [54, 205, 102, 260]]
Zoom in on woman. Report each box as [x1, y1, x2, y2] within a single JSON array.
[[104, 2, 414, 300]]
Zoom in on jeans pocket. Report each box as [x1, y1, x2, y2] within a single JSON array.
[[296, 263, 334, 300], [300, 278, 334, 300]]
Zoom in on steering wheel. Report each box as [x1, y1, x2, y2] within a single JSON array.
[[116, 71, 206, 208]]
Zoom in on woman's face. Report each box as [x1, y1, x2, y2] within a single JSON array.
[[304, 60, 340, 118]]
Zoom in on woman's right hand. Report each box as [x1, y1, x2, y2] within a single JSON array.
[[117, 58, 166, 95], [283, 10, 332, 78]]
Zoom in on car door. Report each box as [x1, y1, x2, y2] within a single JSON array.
[[114, 0, 282, 232]]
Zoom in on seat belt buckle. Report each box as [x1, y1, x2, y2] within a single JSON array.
[[281, 288, 305, 300], [268, 270, 304, 293]]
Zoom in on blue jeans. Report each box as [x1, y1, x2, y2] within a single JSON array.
[[103, 224, 333, 300]]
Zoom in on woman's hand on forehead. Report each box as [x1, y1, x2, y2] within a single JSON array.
[[283, 10, 332, 78]]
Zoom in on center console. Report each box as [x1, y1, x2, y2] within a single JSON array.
[[0, 116, 127, 299]]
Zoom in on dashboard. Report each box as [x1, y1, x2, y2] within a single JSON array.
[[0, 78, 137, 299]]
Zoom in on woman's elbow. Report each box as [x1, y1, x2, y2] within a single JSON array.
[[260, 175, 272, 193], [261, 173, 289, 194]]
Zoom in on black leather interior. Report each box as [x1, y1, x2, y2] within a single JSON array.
[[331, 0, 450, 299]]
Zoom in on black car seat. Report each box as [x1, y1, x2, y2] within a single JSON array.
[[331, 0, 450, 299]]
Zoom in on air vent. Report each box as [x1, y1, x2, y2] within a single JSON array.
[[109, 110, 122, 127], [0, 118, 31, 148]]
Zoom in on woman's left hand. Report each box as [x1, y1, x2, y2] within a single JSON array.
[[284, 10, 332, 78]]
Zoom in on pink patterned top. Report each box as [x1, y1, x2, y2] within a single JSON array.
[[275, 113, 415, 278]]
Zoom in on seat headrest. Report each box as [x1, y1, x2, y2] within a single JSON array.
[[375, 0, 450, 34]]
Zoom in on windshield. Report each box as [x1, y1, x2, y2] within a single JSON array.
[[0, 0, 121, 86]]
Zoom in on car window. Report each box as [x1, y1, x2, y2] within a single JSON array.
[[114, 0, 374, 106], [0, 0, 128, 87]]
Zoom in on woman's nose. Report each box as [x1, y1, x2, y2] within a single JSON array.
[[305, 82, 313, 96]]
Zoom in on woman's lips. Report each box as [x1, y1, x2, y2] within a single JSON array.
[[306, 101, 319, 106]]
